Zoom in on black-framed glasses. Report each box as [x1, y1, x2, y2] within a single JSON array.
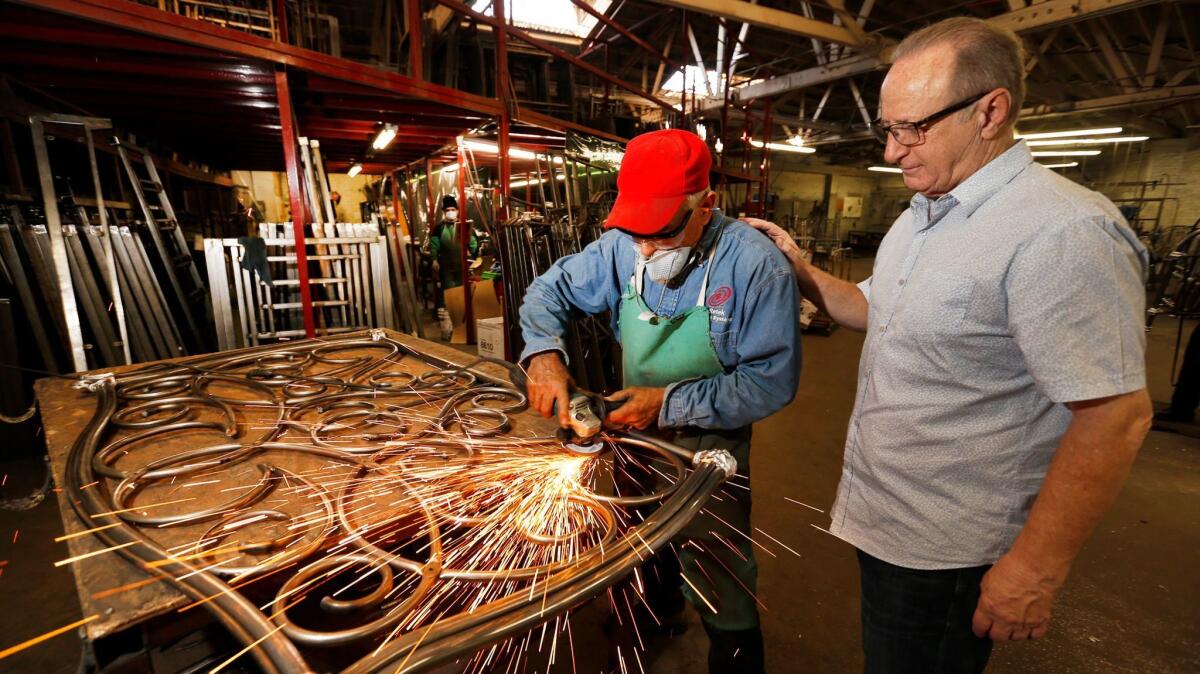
[[871, 92, 988, 147], [612, 207, 694, 241]]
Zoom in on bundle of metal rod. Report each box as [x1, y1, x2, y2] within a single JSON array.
[[494, 207, 618, 392], [49, 329, 733, 673], [0, 204, 182, 371], [113, 137, 208, 354], [204, 223, 398, 350], [1147, 224, 1200, 328], [380, 216, 424, 337]]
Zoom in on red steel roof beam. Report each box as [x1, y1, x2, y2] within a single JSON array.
[[567, 0, 687, 73], [12, 0, 502, 116], [431, 0, 676, 115]]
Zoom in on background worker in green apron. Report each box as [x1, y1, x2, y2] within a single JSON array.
[[519, 129, 802, 673], [429, 195, 478, 295], [429, 195, 477, 339]]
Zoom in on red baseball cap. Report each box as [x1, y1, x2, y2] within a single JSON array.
[[605, 129, 711, 236]]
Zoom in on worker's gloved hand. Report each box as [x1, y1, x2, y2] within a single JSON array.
[[745, 217, 807, 279], [604, 387, 666, 431], [526, 352, 573, 427]]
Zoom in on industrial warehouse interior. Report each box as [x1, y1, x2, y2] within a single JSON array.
[[0, 1, 1196, 673]]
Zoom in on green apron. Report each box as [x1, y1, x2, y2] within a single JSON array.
[[617, 230, 760, 632], [619, 243, 724, 388]]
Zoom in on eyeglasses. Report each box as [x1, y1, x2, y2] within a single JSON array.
[[871, 92, 988, 147], [612, 207, 694, 242]]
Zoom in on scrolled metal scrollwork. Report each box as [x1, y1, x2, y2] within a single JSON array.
[[61, 331, 728, 673]]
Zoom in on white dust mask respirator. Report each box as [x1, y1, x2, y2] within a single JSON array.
[[639, 246, 693, 283]]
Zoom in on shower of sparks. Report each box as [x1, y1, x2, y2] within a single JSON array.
[[33, 339, 836, 672]]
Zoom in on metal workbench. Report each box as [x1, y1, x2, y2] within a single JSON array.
[[35, 328, 730, 673]]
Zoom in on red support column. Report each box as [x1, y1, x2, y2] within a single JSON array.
[[406, 0, 423, 80], [495, 0, 511, 221], [424, 158, 436, 232], [741, 111, 753, 218], [759, 100, 772, 218], [457, 144, 475, 344], [275, 67, 315, 338], [273, 0, 289, 43]]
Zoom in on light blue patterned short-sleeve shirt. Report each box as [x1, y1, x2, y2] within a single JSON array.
[[830, 140, 1148, 569]]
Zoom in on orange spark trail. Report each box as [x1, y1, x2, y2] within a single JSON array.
[[55, 523, 122, 542], [54, 541, 139, 567], [0, 614, 100, 661]]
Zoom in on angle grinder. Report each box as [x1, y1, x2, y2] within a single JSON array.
[[556, 391, 609, 455]]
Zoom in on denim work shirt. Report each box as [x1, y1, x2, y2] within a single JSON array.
[[830, 141, 1149, 569], [519, 210, 802, 430]]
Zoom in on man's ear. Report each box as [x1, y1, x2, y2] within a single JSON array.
[[701, 189, 718, 209], [979, 88, 1013, 141]]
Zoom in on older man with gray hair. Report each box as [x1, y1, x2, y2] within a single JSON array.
[[753, 16, 1151, 674]]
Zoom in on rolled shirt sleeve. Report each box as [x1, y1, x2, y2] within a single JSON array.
[[857, 276, 872, 302], [518, 231, 623, 365], [660, 267, 802, 429], [1005, 215, 1148, 403]]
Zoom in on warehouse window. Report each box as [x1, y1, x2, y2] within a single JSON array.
[[476, 0, 611, 38]]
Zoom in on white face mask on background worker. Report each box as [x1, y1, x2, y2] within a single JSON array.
[[443, 208, 458, 222]]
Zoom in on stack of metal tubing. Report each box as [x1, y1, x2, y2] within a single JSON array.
[[494, 207, 618, 392]]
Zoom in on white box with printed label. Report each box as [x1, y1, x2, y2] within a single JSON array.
[[476, 317, 506, 360]]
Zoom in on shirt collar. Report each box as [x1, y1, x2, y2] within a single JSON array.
[[697, 208, 725, 249], [908, 140, 1033, 231]]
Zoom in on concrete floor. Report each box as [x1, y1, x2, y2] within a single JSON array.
[[1, 259, 1197, 672]]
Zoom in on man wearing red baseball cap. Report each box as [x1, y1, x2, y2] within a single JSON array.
[[519, 128, 801, 673]]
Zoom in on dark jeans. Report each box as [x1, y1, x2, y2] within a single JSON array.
[[613, 427, 763, 673], [857, 549, 993, 674]]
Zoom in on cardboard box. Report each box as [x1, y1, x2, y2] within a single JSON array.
[[476, 316, 506, 360]]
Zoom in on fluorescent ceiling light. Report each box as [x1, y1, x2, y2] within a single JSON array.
[[696, 124, 707, 141], [372, 124, 398, 150], [1026, 135, 1148, 147], [748, 139, 815, 154], [868, 166, 902, 173], [1016, 127, 1121, 140], [785, 135, 807, 146], [347, 162, 362, 177], [1040, 162, 1079, 169], [461, 138, 558, 162], [1030, 150, 1101, 157], [510, 174, 567, 189]]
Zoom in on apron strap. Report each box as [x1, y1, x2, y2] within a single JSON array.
[[632, 255, 646, 295], [695, 243, 720, 307]]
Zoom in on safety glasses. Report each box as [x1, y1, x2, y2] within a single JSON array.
[[610, 208, 694, 241]]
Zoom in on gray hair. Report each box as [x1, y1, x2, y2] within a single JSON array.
[[685, 188, 712, 209], [893, 17, 1027, 127]]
